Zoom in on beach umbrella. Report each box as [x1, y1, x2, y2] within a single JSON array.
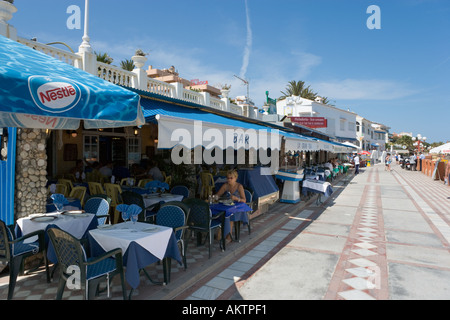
[[358, 151, 371, 156], [0, 35, 144, 129]]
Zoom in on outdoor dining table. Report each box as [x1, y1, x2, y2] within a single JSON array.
[[210, 202, 251, 243], [15, 211, 98, 262], [142, 193, 184, 208], [45, 197, 82, 213], [302, 179, 333, 204], [88, 221, 182, 291]]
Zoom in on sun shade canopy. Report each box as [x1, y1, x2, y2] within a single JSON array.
[[0, 35, 145, 130]]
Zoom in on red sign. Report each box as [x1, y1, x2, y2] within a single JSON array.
[[190, 79, 209, 86], [290, 117, 328, 128]]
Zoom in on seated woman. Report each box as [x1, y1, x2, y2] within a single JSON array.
[[215, 169, 246, 203]]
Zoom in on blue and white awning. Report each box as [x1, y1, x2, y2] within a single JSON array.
[[0, 35, 145, 129]]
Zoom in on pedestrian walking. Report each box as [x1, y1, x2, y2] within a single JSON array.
[[385, 153, 392, 172], [419, 152, 425, 171], [410, 153, 417, 171], [354, 154, 360, 175]]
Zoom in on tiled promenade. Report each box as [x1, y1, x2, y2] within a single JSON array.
[[1, 162, 449, 300]]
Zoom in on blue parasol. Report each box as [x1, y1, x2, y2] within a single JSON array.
[[0, 35, 145, 129]]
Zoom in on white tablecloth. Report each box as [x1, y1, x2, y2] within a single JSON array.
[[89, 221, 172, 261], [142, 194, 183, 207], [302, 179, 333, 197], [16, 212, 96, 243]]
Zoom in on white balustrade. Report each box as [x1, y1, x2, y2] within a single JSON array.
[[210, 97, 226, 111], [17, 37, 82, 66], [146, 78, 174, 98], [181, 89, 205, 105], [230, 104, 244, 116], [97, 61, 135, 87]]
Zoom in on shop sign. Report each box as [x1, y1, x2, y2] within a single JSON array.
[[290, 117, 328, 128]]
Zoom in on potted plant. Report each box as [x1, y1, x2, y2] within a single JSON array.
[[220, 84, 231, 99], [131, 49, 148, 69], [0, 0, 17, 24]]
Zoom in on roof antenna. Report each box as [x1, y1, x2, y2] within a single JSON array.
[[233, 75, 250, 104]]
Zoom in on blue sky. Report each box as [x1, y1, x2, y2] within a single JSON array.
[[10, 0, 450, 143]]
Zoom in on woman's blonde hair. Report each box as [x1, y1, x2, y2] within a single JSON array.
[[227, 169, 238, 178]]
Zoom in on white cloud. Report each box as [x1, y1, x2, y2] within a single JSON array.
[[312, 79, 418, 100]]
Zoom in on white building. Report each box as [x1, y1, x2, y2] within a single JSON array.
[[356, 115, 389, 151], [276, 96, 357, 144]]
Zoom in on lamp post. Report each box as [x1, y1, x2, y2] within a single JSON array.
[[412, 134, 427, 154], [412, 134, 427, 171]]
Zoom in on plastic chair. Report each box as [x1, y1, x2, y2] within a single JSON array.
[[183, 198, 223, 259], [244, 189, 254, 235], [200, 172, 215, 199], [84, 197, 110, 225], [156, 205, 188, 270], [54, 184, 67, 197], [137, 179, 152, 188], [69, 186, 87, 207], [47, 228, 127, 300], [88, 182, 105, 196], [165, 175, 172, 187], [120, 178, 135, 186], [121, 191, 158, 223], [0, 219, 50, 300], [104, 183, 123, 224], [57, 179, 73, 197], [170, 185, 190, 200]]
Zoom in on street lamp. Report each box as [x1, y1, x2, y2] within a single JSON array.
[[412, 134, 427, 154]]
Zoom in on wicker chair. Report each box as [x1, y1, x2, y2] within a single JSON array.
[[84, 197, 110, 225], [156, 205, 189, 270], [121, 191, 159, 223], [183, 198, 223, 259], [170, 185, 190, 200], [48, 228, 127, 300], [0, 219, 50, 300]]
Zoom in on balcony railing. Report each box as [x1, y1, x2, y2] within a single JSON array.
[[17, 37, 246, 118]]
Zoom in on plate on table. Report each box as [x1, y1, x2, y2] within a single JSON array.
[[31, 215, 57, 222], [219, 200, 234, 206], [142, 226, 159, 233], [97, 224, 114, 230], [64, 211, 89, 217]]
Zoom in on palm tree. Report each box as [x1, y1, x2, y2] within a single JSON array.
[[279, 80, 318, 101], [120, 59, 134, 71], [300, 85, 317, 100], [95, 51, 113, 64], [279, 80, 306, 100]]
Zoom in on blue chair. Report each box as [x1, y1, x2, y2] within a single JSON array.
[[48, 227, 127, 300], [0, 219, 50, 300], [84, 197, 110, 225], [156, 205, 188, 270], [183, 198, 223, 259], [244, 189, 254, 235], [170, 185, 190, 200]]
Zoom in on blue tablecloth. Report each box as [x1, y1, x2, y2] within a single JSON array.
[[210, 202, 251, 236], [121, 186, 148, 195], [237, 168, 278, 200]]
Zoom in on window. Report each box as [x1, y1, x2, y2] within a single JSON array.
[[340, 119, 346, 131], [356, 122, 360, 132], [83, 135, 99, 163], [128, 137, 141, 166]]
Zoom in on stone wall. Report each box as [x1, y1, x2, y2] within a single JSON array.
[[14, 129, 48, 219]]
